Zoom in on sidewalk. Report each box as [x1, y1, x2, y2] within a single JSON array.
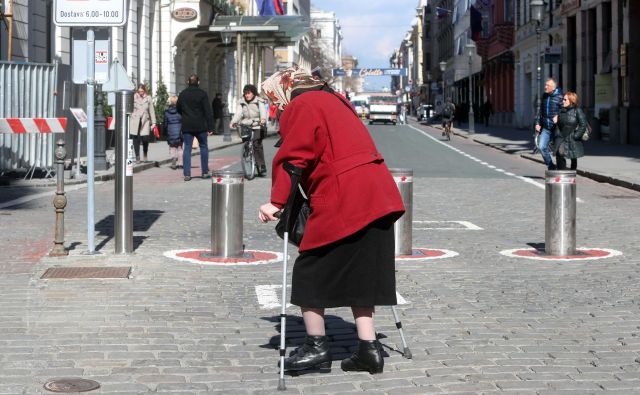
[[422, 119, 640, 192]]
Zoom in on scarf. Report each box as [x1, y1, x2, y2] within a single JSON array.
[[261, 65, 325, 111]]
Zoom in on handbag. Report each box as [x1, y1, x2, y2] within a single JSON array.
[[153, 125, 160, 139], [582, 122, 591, 141], [274, 162, 309, 247]]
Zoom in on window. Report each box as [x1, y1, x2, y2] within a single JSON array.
[[505, 0, 514, 23]]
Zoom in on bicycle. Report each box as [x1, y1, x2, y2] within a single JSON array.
[[239, 125, 258, 180]]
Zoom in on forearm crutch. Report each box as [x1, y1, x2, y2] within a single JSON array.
[[390, 305, 412, 359], [276, 162, 303, 391]]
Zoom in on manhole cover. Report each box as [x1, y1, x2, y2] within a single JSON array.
[[41, 267, 131, 279], [44, 378, 100, 393]]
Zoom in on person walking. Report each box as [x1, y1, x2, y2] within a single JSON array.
[[258, 66, 405, 375], [177, 74, 215, 181], [482, 99, 493, 127], [552, 91, 587, 170], [535, 78, 563, 170], [211, 93, 224, 135], [230, 84, 268, 176], [129, 84, 157, 162], [162, 95, 183, 170]]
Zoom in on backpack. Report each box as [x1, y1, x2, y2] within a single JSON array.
[[443, 104, 453, 118]]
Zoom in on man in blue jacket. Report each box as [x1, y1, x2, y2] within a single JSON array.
[[535, 78, 563, 170]]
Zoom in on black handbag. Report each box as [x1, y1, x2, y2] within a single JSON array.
[[275, 162, 309, 247]]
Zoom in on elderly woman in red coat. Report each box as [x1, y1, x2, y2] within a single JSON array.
[[259, 66, 405, 375]]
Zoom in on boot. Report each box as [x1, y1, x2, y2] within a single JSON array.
[[340, 339, 384, 374], [281, 335, 332, 372]]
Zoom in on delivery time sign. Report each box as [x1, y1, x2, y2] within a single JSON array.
[[54, 0, 126, 26]]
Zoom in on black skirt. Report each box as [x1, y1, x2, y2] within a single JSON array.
[[290, 217, 397, 308]]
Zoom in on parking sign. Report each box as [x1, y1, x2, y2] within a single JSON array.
[[54, 0, 127, 26]]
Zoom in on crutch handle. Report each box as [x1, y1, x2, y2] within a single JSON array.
[[274, 210, 282, 219]]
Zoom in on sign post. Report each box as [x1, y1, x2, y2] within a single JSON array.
[[54, 0, 127, 254]]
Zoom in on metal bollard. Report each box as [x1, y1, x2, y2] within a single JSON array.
[[390, 168, 413, 256], [211, 171, 244, 257], [50, 139, 69, 257], [115, 90, 134, 254], [545, 170, 577, 256]]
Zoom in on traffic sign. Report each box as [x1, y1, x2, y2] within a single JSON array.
[[54, 0, 127, 26], [72, 30, 110, 84]]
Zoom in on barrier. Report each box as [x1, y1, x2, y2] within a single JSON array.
[[114, 91, 134, 254], [0, 118, 67, 134], [545, 170, 577, 255], [390, 168, 413, 256], [210, 171, 244, 257]]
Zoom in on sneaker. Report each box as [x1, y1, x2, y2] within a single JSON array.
[[201, 172, 211, 179], [184, 176, 191, 181]]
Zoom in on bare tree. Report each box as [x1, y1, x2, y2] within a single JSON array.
[[308, 29, 339, 85]]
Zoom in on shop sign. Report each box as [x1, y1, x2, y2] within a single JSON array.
[[561, 0, 580, 15], [172, 7, 197, 21]]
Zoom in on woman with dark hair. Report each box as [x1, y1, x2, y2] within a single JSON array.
[[258, 66, 405, 375], [552, 91, 587, 170], [129, 84, 157, 162], [230, 84, 267, 175]]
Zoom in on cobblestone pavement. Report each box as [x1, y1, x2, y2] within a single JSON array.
[[1, 127, 640, 394]]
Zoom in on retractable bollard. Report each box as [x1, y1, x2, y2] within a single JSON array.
[[545, 170, 577, 256], [115, 90, 134, 254], [211, 171, 244, 257], [391, 168, 413, 255]]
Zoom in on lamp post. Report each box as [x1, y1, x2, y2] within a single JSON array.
[[220, 27, 234, 142], [531, 0, 546, 132], [439, 61, 446, 109], [466, 42, 476, 134]]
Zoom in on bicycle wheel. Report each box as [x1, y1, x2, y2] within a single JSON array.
[[445, 123, 452, 141], [241, 142, 256, 180]]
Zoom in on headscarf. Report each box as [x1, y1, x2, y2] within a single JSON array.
[[261, 65, 325, 111]]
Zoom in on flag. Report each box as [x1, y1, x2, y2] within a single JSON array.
[[470, 5, 483, 41], [436, 7, 450, 19], [256, 0, 285, 16]]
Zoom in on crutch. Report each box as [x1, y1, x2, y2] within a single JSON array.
[[390, 305, 412, 359], [275, 162, 304, 391]]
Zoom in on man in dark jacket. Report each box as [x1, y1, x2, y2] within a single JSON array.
[[535, 78, 562, 170], [211, 93, 224, 135], [177, 74, 215, 181]]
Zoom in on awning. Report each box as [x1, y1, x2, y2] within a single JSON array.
[[205, 15, 309, 46]]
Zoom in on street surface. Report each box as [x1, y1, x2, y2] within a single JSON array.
[[1, 120, 640, 394]]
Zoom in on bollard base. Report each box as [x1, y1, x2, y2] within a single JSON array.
[[500, 247, 623, 261], [49, 245, 69, 257], [200, 251, 254, 259]]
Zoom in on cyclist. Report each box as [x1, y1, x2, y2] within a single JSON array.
[[441, 97, 455, 138], [230, 84, 268, 176]]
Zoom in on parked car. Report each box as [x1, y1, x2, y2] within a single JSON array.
[[417, 104, 434, 122]]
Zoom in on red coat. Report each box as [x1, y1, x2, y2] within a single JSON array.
[[271, 90, 405, 251]]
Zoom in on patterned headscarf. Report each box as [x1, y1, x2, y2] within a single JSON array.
[[261, 65, 325, 111]]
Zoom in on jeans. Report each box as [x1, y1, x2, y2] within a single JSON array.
[[182, 131, 209, 177], [537, 128, 555, 170]]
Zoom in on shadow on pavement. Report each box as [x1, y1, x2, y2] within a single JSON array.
[[94, 210, 163, 251]]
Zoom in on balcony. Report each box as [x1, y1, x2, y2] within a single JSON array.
[[477, 23, 514, 61]]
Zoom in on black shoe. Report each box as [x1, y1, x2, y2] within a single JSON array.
[[280, 335, 332, 372], [341, 339, 384, 374]]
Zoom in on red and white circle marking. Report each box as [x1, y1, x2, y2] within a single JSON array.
[[396, 248, 459, 261], [500, 247, 622, 261], [164, 249, 282, 266]]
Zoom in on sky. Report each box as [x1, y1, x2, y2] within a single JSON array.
[[311, 0, 421, 91]]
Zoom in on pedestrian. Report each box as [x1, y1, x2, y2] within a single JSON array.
[[230, 84, 268, 176], [482, 99, 493, 127], [129, 84, 157, 162], [211, 93, 224, 134], [535, 78, 563, 170], [162, 95, 183, 170], [177, 74, 215, 181], [552, 91, 587, 170], [258, 66, 405, 375]]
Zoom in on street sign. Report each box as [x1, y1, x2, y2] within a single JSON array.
[[54, 0, 127, 26], [69, 108, 88, 129], [72, 30, 110, 84], [102, 58, 135, 93]]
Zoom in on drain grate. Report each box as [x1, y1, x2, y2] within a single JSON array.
[[41, 267, 131, 279], [44, 378, 100, 393]]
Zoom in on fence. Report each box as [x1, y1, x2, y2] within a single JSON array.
[[0, 61, 59, 174]]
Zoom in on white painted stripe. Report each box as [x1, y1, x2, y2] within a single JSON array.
[[407, 124, 585, 202], [256, 285, 409, 309], [0, 182, 99, 209], [413, 220, 483, 230], [0, 119, 11, 133]]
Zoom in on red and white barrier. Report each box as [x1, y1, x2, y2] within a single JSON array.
[[107, 116, 115, 130], [0, 118, 67, 134]]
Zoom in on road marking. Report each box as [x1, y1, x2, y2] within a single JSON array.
[[413, 220, 483, 230], [0, 182, 101, 209], [255, 285, 410, 309], [407, 124, 584, 202]]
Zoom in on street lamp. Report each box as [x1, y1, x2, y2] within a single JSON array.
[[466, 42, 476, 134], [439, 61, 446, 108], [220, 26, 234, 142], [531, 0, 546, 135]]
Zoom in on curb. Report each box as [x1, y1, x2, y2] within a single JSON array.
[[413, 120, 640, 193]]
